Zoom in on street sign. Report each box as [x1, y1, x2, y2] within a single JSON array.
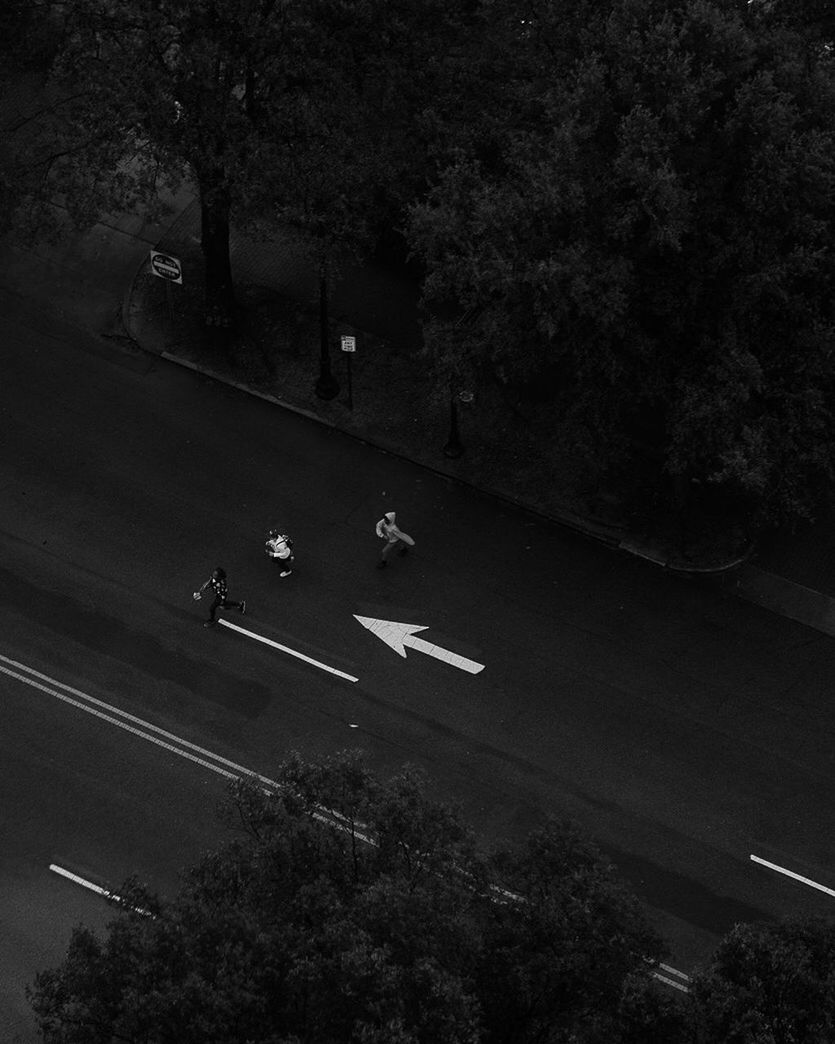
[[340, 335, 356, 352], [354, 615, 485, 674], [149, 250, 183, 284]]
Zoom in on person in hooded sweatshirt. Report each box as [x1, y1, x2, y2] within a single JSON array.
[[375, 510, 415, 568]]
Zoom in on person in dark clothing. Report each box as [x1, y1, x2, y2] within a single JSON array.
[[193, 567, 246, 627]]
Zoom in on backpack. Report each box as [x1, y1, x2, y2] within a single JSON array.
[[266, 533, 294, 556]]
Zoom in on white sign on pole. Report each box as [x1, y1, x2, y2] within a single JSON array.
[[149, 250, 183, 284], [340, 335, 356, 353]]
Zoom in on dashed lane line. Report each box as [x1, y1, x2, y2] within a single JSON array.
[[48, 864, 153, 916], [727, 565, 835, 639], [653, 963, 691, 993], [750, 853, 835, 899], [218, 618, 359, 682]]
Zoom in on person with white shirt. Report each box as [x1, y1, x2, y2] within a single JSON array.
[[265, 529, 294, 577], [375, 511, 415, 569]]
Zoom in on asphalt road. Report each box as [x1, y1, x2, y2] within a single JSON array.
[[3, 290, 835, 1037]]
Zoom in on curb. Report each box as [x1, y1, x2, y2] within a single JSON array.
[[620, 537, 756, 575], [122, 251, 749, 576], [164, 351, 624, 551]]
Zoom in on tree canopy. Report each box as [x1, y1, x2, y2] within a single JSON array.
[[19, 0, 376, 324], [27, 751, 678, 1043], [690, 919, 835, 1043], [3, 0, 471, 329], [27, 751, 835, 1042], [5, 0, 835, 533], [409, 0, 835, 531]]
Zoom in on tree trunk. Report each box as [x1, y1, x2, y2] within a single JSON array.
[[200, 181, 236, 338]]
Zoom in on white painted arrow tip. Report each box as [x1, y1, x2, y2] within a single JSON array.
[[353, 615, 428, 658]]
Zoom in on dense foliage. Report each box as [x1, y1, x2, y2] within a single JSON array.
[[410, 0, 835, 530], [2, 0, 463, 325], [4, 0, 835, 531], [27, 751, 678, 1043], [29, 752, 835, 1042], [690, 919, 835, 1043]]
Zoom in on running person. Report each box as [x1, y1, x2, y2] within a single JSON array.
[[375, 511, 415, 568], [265, 529, 294, 577], [194, 567, 246, 626]]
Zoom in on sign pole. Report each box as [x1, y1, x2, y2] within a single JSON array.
[[149, 250, 183, 323], [340, 334, 356, 411]]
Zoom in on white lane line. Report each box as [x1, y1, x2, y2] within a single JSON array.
[[50, 856, 691, 996], [49, 864, 110, 898], [49, 864, 152, 916], [652, 970, 690, 993], [218, 619, 359, 682], [21, 652, 692, 994], [750, 854, 835, 899], [0, 653, 281, 790], [659, 962, 691, 982], [653, 962, 691, 992]]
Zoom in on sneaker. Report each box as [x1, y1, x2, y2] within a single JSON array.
[[240, 600, 247, 615], [397, 546, 409, 557], [280, 570, 293, 578], [204, 620, 217, 628]]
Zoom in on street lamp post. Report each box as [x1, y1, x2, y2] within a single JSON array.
[[314, 273, 340, 400], [443, 389, 472, 458]]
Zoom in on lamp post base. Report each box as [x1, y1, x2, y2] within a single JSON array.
[[443, 439, 464, 459], [443, 399, 464, 457], [315, 373, 340, 400]]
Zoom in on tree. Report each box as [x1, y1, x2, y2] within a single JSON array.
[[27, 750, 674, 1043], [751, 0, 835, 44], [0, 0, 61, 78], [5, 0, 475, 351], [690, 919, 835, 1043], [481, 823, 671, 1043], [249, 0, 479, 397], [5, 0, 395, 333], [409, 0, 835, 532], [0, 0, 67, 233]]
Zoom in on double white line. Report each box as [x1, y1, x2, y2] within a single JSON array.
[[3, 650, 694, 994], [652, 963, 691, 993], [0, 651, 281, 790]]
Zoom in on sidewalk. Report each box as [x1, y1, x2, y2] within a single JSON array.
[[124, 208, 753, 575]]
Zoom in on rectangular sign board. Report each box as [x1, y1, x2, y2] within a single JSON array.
[[340, 335, 356, 353], [150, 250, 183, 284]]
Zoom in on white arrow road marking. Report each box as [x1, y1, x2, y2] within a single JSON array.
[[354, 616, 485, 674], [219, 619, 358, 682]]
